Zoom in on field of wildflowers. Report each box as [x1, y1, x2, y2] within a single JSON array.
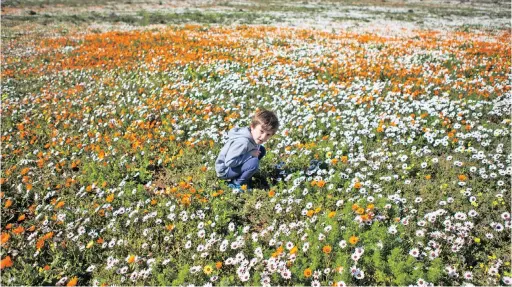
[[1, 3, 511, 286]]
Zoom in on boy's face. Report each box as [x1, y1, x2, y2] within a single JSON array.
[[250, 124, 274, 145]]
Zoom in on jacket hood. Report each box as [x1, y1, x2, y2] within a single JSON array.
[[227, 126, 256, 145]]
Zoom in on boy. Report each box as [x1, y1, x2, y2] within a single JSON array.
[[215, 109, 279, 191]]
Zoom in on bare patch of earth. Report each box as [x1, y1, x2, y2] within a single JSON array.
[[1, 0, 510, 37]]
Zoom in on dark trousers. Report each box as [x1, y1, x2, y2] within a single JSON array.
[[225, 145, 266, 185]]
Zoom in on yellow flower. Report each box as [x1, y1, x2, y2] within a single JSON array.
[[203, 265, 213, 275], [241, 185, 248, 191], [349, 235, 359, 245], [474, 237, 480, 243]]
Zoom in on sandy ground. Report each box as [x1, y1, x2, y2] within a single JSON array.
[[1, 0, 510, 35]]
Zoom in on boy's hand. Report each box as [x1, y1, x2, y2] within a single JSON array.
[[250, 150, 261, 157]]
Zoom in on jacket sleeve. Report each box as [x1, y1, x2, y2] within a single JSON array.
[[224, 140, 252, 167]]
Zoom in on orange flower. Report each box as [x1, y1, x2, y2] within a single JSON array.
[[1, 232, 10, 245], [349, 235, 359, 245], [36, 239, 45, 250], [43, 232, 54, 240], [4, 199, 12, 208], [356, 207, 365, 215], [268, 190, 275, 197], [304, 268, 312, 278], [458, 174, 467, 181], [0, 256, 13, 270], [328, 211, 336, 218], [43, 265, 51, 271], [67, 276, 78, 287], [322, 245, 332, 254], [181, 196, 191, 206], [96, 237, 104, 244], [341, 156, 348, 163], [351, 204, 359, 211], [127, 255, 136, 264], [215, 261, 223, 269], [290, 246, 298, 254], [17, 214, 26, 221], [55, 201, 65, 209], [13, 225, 24, 235], [425, 174, 431, 180], [306, 210, 314, 217], [20, 167, 30, 175], [353, 182, 362, 189], [106, 194, 114, 203]]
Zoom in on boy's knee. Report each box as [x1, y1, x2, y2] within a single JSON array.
[[246, 157, 260, 171]]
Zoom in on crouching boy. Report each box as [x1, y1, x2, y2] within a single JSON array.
[[215, 109, 279, 191]]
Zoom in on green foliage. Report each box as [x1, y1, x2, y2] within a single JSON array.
[[427, 258, 443, 283], [171, 264, 189, 286]]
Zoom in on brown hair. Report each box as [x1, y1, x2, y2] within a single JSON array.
[[251, 109, 279, 134]]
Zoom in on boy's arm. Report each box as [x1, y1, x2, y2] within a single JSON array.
[[224, 141, 252, 167]]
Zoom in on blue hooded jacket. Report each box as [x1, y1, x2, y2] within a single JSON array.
[[215, 126, 259, 178]]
